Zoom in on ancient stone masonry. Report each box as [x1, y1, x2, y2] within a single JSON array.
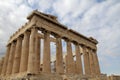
[[0, 10, 102, 79], [107, 75, 120, 80]]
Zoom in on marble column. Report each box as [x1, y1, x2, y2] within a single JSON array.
[[12, 36, 22, 74], [65, 55, 68, 73], [0, 57, 4, 75], [27, 28, 37, 74], [20, 31, 30, 72], [0, 60, 1, 75], [75, 43, 83, 74], [6, 42, 16, 75], [56, 36, 64, 74], [34, 37, 40, 73], [53, 61, 56, 72], [89, 49, 95, 75], [82, 46, 90, 75], [43, 31, 51, 73], [66, 40, 75, 73], [93, 50, 101, 75], [1, 44, 11, 75]]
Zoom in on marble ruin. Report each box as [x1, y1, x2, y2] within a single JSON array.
[[0, 10, 117, 80]]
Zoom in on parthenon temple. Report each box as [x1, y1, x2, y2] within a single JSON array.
[[0, 10, 105, 80]]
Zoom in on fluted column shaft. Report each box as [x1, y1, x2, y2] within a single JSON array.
[[12, 36, 22, 74], [65, 55, 68, 73], [34, 37, 40, 73], [53, 61, 56, 72], [1, 45, 11, 75], [0, 58, 4, 75], [75, 43, 83, 74], [93, 50, 101, 75], [66, 40, 75, 73], [27, 28, 37, 74], [56, 36, 64, 74], [0, 60, 2, 75], [20, 31, 30, 72], [6, 42, 16, 75], [89, 49, 95, 75], [83, 47, 90, 75], [43, 31, 51, 73]]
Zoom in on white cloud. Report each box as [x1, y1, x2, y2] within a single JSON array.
[[0, 0, 32, 56], [52, 0, 120, 74]]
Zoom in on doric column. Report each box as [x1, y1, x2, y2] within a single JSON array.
[[93, 50, 101, 75], [43, 31, 51, 73], [75, 43, 83, 74], [6, 42, 16, 75], [0, 57, 4, 75], [65, 55, 68, 73], [27, 28, 37, 74], [89, 49, 95, 75], [34, 37, 40, 73], [56, 36, 64, 74], [1, 44, 11, 75], [66, 40, 75, 73], [53, 61, 56, 72], [20, 31, 30, 73], [0, 59, 2, 75], [82, 46, 90, 75], [12, 36, 23, 74]]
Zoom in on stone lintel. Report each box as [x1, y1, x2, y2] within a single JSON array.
[[36, 20, 97, 50], [7, 21, 35, 46], [68, 29, 98, 44], [27, 10, 68, 30], [37, 33, 56, 42]]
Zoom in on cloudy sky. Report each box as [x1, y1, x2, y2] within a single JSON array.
[[0, 0, 120, 75]]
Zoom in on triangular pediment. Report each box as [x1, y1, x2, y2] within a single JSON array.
[[27, 10, 58, 22]]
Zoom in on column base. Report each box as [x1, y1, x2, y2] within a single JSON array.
[[0, 73, 106, 80]]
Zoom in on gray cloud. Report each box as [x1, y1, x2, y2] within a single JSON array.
[[50, 0, 120, 74]]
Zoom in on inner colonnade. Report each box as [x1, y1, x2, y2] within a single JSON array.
[[0, 10, 101, 77]]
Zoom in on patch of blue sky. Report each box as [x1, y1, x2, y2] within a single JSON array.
[[96, 0, 106, 3], [25, 0, 39, 10]]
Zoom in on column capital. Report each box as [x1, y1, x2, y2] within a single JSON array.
[[54, 34, 61, 38], [73, 41, 79, 45], [30, 25, 38, 30], [81, 45, 89, 50], [24, 31, 30, 35], [80, 44, 85, 48], [88, 48, 94, 53], [30, 27, 38, 32], [64, 38, 71, 42], [93, 49, 97, 53], [42, 29, 51, 34], [1, 57, 4, 60], [81, 46, 86, 54], [17, 36, 23, 40], [12, 41, 16, 45], [6, 43, 11, 47]]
